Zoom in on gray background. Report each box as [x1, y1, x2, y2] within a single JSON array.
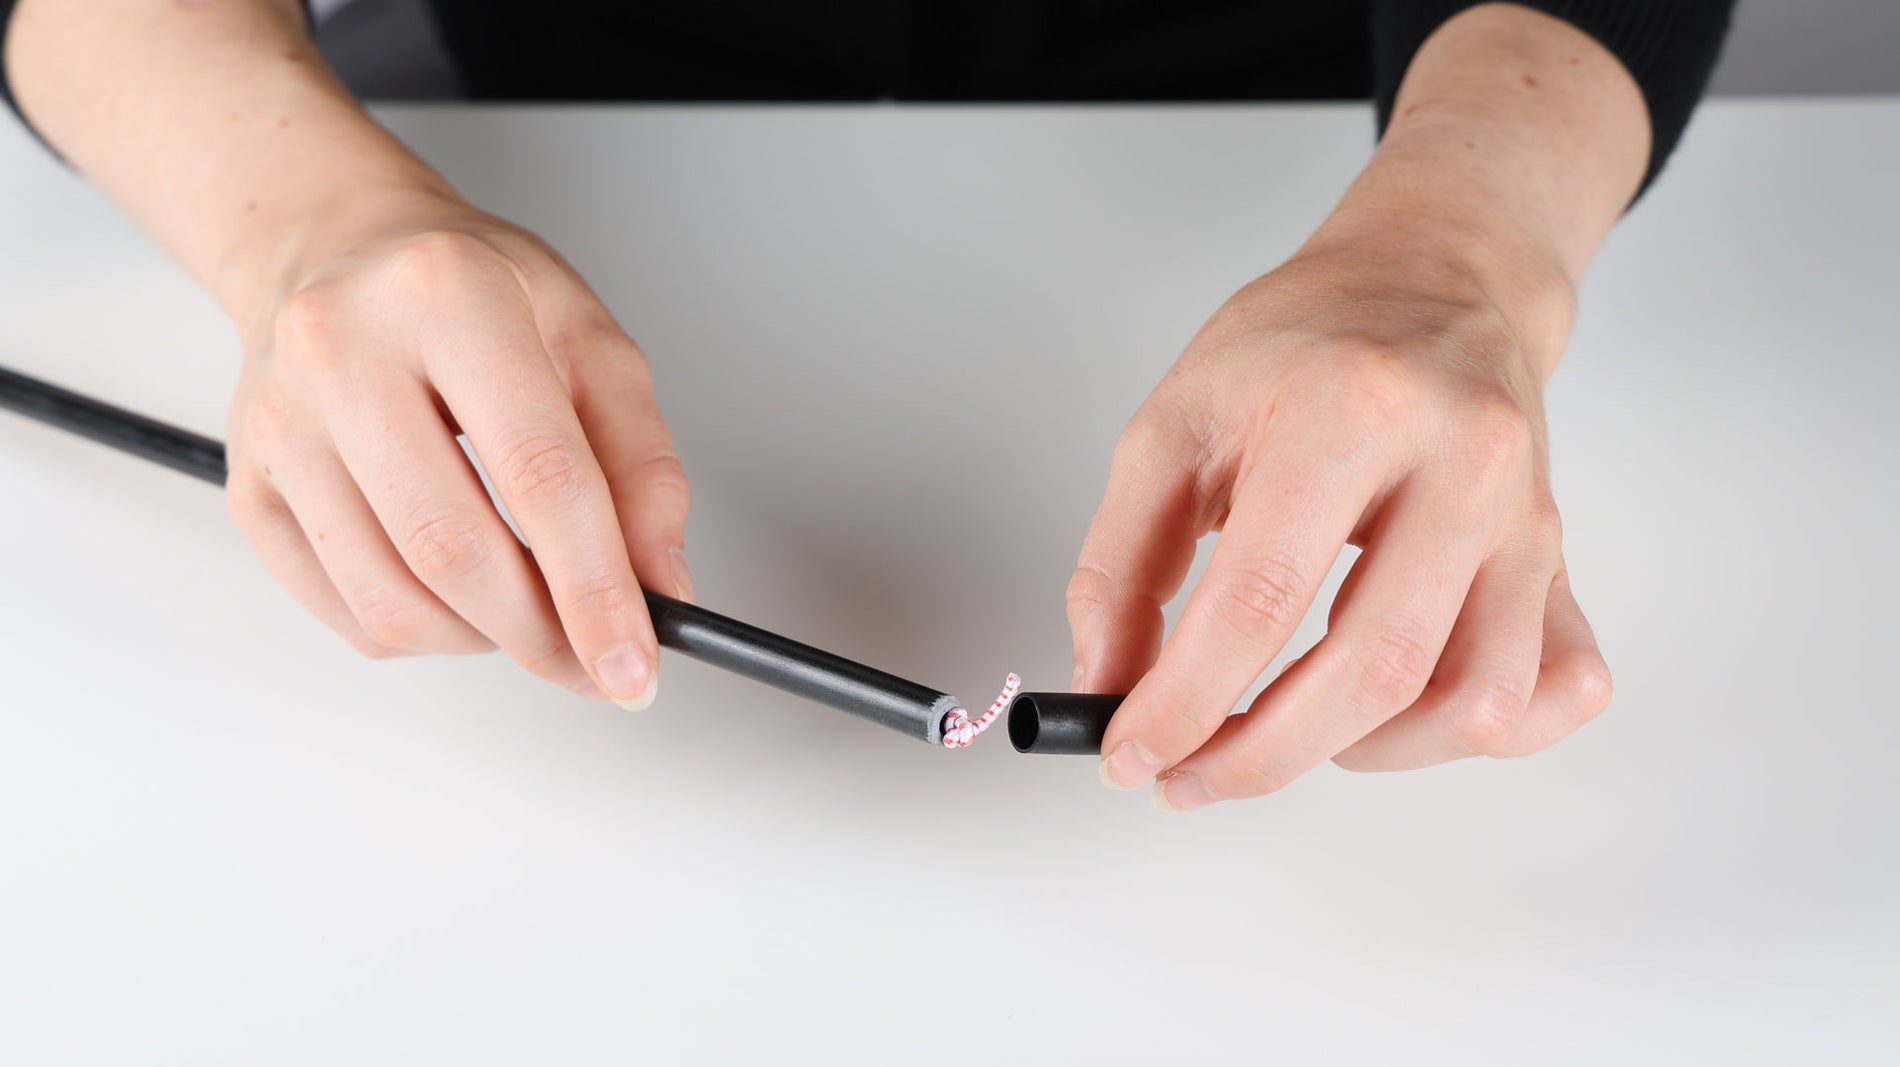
[[1707, 0, 1899, 94], [310, 0, 1900, 101]]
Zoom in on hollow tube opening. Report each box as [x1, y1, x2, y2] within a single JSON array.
[[1006, 691, 1122, 755], [1007, 694, 1041, 752]]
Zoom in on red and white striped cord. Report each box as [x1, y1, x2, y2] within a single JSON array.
[[941, 672, 1021, 748]]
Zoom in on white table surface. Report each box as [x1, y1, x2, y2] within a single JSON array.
[[2, 99, 1896, 1064]]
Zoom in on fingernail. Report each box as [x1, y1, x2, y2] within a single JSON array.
[[668, 546, 696, 603], [595, 646, 658, 710], [1069, 662, 1086, 693], [1152, 771, 1217, 812], [1099, 741, 1163, 790]]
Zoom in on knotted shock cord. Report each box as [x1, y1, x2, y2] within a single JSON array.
[[940, 672, 1021, 748]]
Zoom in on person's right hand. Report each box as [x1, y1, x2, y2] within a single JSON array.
[[223, 193, 692, 708]]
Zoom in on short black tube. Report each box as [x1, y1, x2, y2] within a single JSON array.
[[1006, 692, 1125, 755]]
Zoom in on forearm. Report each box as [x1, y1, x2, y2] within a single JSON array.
[[5, 0, 458, 325], [1308, 2, 1650, 379]]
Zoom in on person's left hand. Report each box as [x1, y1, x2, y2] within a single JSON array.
[[1066, 225, 1614, 810]]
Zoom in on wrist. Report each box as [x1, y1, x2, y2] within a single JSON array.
[[216, 168, 469, 334], [6, 0, 469, 330], [1288, 2, 1654, 387], [1302, 148, 1580, 386]]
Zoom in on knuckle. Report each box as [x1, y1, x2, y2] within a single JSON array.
[[1227, 755, 1291, 797], [1065, 563, 1121, 619], [1111, 400, 1208, 484], [353, 586, 445, 651], [556, 572, 636, 625], [1204, 553, 1306, 644], [615, 353, 657, 395], [1331, 748, 1382, 773], [516, 631, 580, 682], [223, 476, 273, 529], [272, 285, 344, 356], [346, 633, 410, 661], [1449, 393, 1536, 482], [238, 392, 298, 456], [1347, 622, 1437, 708], [594, 334, 655, 386], [401, 511, 493, 582], [1558, 653, 1615, 723], [1149, 698, 1217, 746], [1454, 677, 1534, 757], [632, 451, 691, 513], [1330, 343, 1420, 422], [1523, 497, 1565, 557], [1113, 408, 1172, 466], [384, 230, 498, 290], [495, 432, 591, 507]]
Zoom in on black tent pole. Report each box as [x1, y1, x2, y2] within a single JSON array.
[[0, 363, 997, 748]]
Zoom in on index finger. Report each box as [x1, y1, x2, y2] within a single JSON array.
[[1067, 410, 1203, 697], [1097, 414, 1395, 788], [423, 284, 659, 709]]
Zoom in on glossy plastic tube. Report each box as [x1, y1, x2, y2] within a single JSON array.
[[1005, 691, 1125, 755], [645, 592, 960, 744], [0, 365, 227, 483], [0, 365, 962, 744]]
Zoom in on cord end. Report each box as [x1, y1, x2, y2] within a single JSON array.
[[941, 672, 1021, 748]]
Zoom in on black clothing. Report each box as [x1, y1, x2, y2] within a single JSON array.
[[0, 0, 1733, 192]]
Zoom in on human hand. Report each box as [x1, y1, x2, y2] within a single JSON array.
[[1067, 223, 1613, 808], [1063, 0, 1652, 807], [223, 193, 691, 707]]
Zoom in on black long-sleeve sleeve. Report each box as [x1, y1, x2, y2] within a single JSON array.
[[1370, 0, 1735, 195], [2, 0, 1732, 195]]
